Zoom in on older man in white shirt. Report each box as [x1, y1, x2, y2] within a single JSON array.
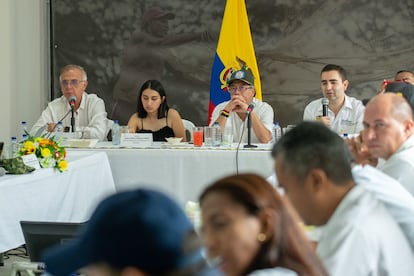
[[348, 92, 414, 196], [31, 64, 111, 141], [210, 66, 274, 144]]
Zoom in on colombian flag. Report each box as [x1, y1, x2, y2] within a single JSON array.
[[208, 0, 262, 124]]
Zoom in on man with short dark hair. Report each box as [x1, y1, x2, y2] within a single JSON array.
[[272, 121, 414, 275], [303, 64, 364, 135], [377, 70, 414, 94], [210, 66, 274, 143], [395, 70, 414, 84]]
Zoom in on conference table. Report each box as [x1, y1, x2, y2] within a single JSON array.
[[0, 151, 116, 253], [69, 142, 275, 205]]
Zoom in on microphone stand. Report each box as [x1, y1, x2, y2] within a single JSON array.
[[70, 106, 75, 133], [244, 112, 257, 148], [45, 109, 72, 138]]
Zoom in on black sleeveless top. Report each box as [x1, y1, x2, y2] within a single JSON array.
[[136, 116, 175, 142]]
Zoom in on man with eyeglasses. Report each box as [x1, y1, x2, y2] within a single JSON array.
[[31, 64, 111, 140], [209, 66, 274, 143], [347, 93, 414, 196]]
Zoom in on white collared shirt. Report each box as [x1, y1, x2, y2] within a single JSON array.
[[352, 164, 414, 251], [378, 135, 414, 196], [210, 98, 274, 144], [303, 95, 364, 134], [317, 185, 414, 276], [31, 92, 110, 141]]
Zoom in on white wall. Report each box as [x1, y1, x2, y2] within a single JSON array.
[[0, 0, 48, 144]]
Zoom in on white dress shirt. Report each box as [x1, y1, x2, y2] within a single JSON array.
[[303, 95, 364, 135], [352, 164, 414, 251], [210, 98, 274, 144], [378, 135, 414, 196], [317, 185, 414, 276], [30, 92, 110, 141]]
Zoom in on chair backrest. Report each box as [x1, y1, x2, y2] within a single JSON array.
[[182, 119, 195, 142]]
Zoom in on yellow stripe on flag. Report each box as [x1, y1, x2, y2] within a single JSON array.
[[216, 0, 261, 100]]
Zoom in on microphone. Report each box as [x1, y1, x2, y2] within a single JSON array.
[[246, 102, 256, 114], [321, 98, 329, 117], [68, 96, 77, 132], [244, 102, 257, 148], [44, 97, 77, 137], [68, 95, 77, 108]]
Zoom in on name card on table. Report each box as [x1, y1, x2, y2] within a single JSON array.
[[121, 133, 153, 148], [21, 153, 41, 170]]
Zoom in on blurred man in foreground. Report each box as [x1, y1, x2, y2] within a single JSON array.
[[348, 93, 414, 196], [272, 121, 414, 275]]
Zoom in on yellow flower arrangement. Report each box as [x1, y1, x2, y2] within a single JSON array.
[[19, 135, 68, 172]]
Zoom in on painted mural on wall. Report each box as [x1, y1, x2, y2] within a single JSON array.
[[52, 0, 414, 126]]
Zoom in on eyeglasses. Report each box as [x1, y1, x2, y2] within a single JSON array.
[[228, 86, 252, 94], [61, 79, 85, 87]]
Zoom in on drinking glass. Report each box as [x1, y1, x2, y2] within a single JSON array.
[[221, 127, 234, 146], [203, 127, 216, 146], [192, 127, 203, 147]]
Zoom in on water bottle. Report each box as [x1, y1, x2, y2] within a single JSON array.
[[54, 121, 64, 140], [112, 120, 121, 145], [10, 136, 19, 158], [20, 121, 28, 141], [56, 122, 64, 133], [212, 122, 221, 146], [273, 122, 282, 143]]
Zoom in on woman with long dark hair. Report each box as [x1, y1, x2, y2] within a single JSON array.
[[127, 79, 186, 141]]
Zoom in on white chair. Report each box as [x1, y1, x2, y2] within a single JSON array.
[[182, 119, 195, 142]]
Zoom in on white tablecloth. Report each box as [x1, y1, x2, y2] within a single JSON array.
[[0, 151, 116, 253], [69, 142, 275, 205]]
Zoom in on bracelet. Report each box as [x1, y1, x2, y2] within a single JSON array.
[[221, 110, 230, 118]]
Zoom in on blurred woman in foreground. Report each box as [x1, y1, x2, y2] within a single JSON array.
[[199, 173, 327, 276]]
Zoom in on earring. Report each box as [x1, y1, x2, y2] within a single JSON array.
[[257, 233, 266, 242]]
